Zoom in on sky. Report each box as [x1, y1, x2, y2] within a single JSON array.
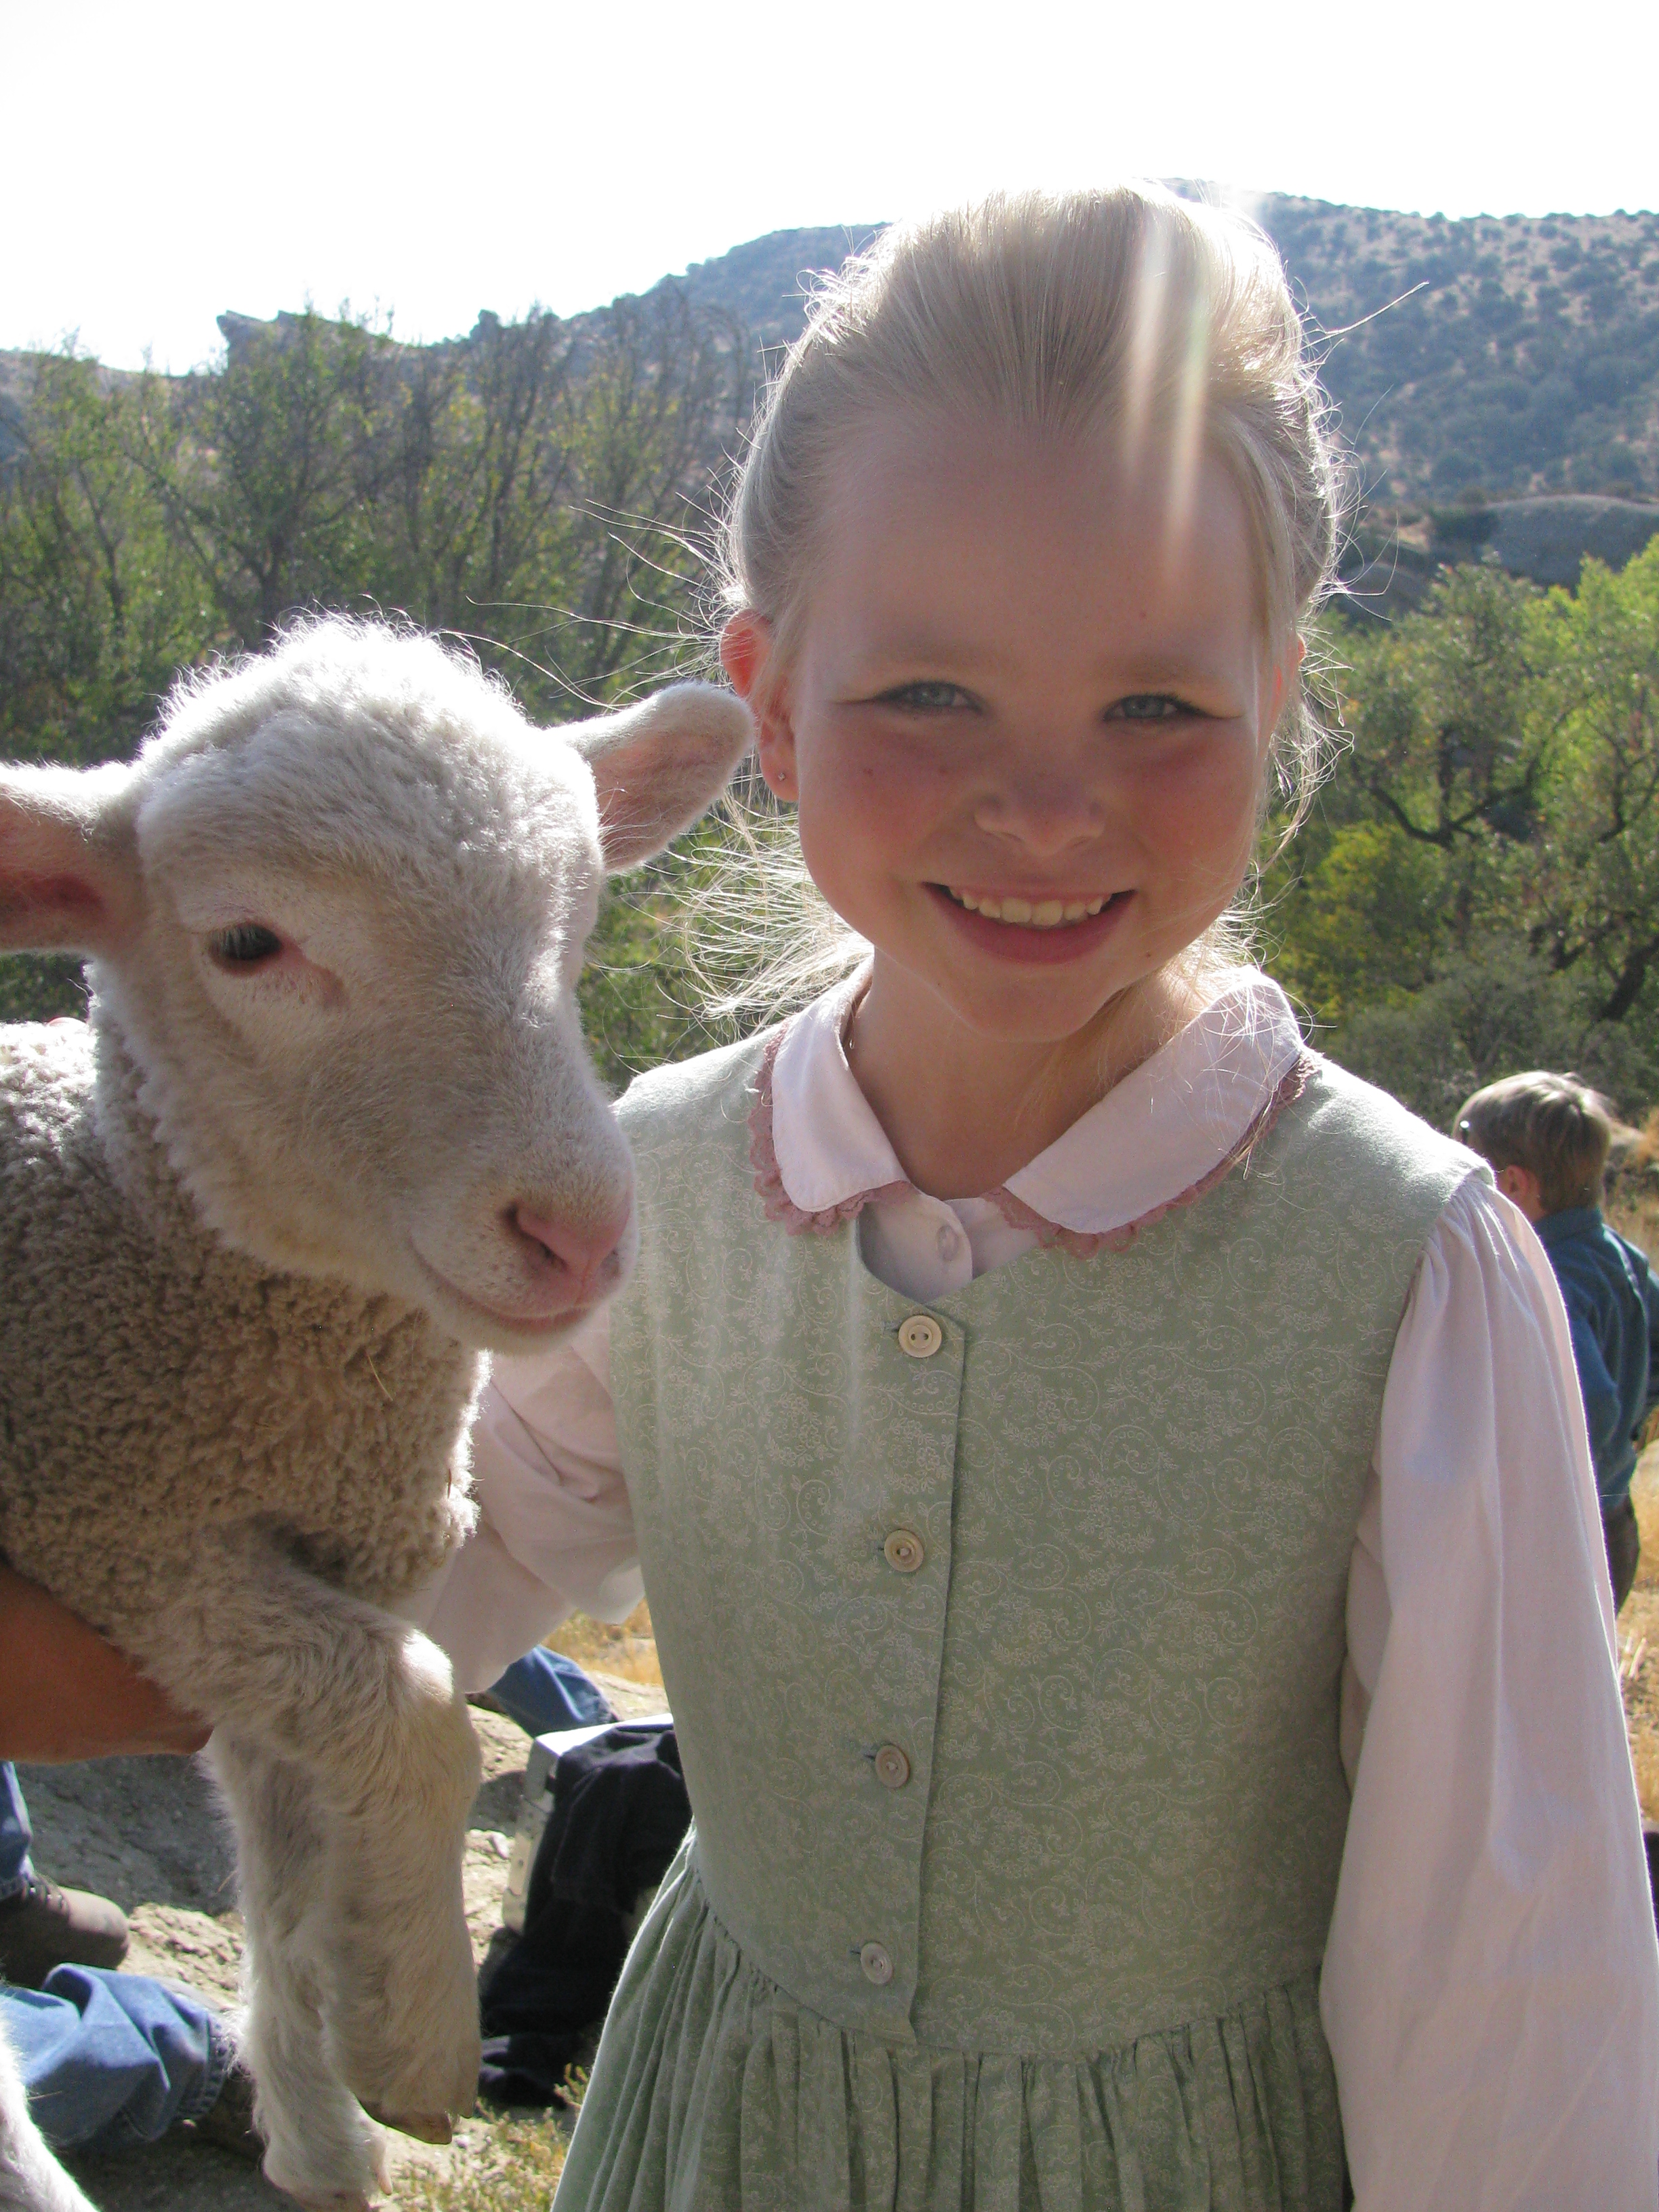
[[9, 0, 1658, 373]]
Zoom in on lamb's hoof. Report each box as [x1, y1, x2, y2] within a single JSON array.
[[361, 2104, 455, 2144]]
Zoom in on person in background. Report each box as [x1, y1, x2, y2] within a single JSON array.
[[1456, 1069, 1659, 1608]]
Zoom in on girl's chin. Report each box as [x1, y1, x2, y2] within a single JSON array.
[[898, 957, 1158, 1052]]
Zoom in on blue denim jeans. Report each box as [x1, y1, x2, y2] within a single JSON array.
[[0, 1764, 31, 1901], [6, 1967, 231, 2151], [486, 1648, 612, 1736]]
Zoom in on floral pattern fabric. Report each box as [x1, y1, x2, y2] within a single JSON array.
[[556, 1033, 1479, 2211]]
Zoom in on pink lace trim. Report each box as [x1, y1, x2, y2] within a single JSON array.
[[984, 1054, 1314, 1256], [747, 1030, 912, 1231], [746, 1027, 1315, 1252]]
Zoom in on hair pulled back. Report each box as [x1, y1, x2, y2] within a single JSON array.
[[722, 184, 1345, 821]]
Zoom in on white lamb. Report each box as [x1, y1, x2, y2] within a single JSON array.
[[0, 618, 750, 2212]]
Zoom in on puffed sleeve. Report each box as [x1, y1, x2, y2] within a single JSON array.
[[1322, 1176, 1659, 2211], [411, 1306, 642, 1692]]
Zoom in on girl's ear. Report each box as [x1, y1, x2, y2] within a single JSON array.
[[566, 683, 754, 873], [1257, 632, 1307, 750], [720, 612, 798, 804], [0, 763, 142, 955]]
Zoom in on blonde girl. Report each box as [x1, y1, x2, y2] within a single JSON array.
[[419, 188, 1659, 2209]]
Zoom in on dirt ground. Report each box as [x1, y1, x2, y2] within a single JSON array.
[[17, 1670, 667, 2212]]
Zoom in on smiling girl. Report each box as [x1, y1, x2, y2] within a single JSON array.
[[420, 188, 1659, 2208]]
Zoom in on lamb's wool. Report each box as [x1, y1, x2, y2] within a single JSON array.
[[1, 1014, 480, 1646]]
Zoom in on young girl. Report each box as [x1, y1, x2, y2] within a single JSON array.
[[420, 188, 1659, 2208]]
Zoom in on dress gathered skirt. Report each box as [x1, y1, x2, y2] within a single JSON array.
[[555, 1837, 1345, 2212]]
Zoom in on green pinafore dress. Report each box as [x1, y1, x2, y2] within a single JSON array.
[[552, 1033, 1479, 2212]]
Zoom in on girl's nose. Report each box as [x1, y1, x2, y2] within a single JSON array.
[[974, 775, 1105, 857]]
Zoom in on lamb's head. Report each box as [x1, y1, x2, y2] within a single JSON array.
[[0, 618, 752, 1351]]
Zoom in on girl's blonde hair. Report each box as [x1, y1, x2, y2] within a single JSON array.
[[702, 184, 1347, 1019]]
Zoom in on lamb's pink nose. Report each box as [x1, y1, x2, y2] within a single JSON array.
[[510, 1201, 631, 1300]]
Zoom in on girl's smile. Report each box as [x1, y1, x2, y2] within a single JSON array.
[[926, 881, 1132, 963], [723, 409, 1298, 1194]]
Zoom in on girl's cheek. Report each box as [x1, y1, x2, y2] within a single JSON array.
[[1130, 731, 1263, 872], [803, 726, 955, 815]]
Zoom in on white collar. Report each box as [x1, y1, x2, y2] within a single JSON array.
[[760, 968, 1306, 1239]]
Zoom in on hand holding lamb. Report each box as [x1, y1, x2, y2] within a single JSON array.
[[0, 619, 750, 2211]]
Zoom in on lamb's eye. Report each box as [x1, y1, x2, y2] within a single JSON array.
[[209, 924, 283, 968]]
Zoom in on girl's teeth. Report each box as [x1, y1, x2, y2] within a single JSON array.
[[947, 889, 1111, 928]]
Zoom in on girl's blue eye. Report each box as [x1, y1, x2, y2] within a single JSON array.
[[1111, 694, 1187, 723], [877, 681, 973, 712]]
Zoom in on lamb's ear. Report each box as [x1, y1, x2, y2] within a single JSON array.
[[0, 762, 142, 954], [566, 684, 754, 872]]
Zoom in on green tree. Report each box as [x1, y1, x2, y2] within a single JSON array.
[[1267, 549, 1659, 1122], [1264, 817, 1446, 1025], [1340, 565, 1544, 951], [0, 353, 207, 766], [1528, 541, 1659, 1021], [0, 293, 752, 1031]]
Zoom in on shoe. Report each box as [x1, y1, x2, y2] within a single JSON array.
[[186, 2062, 264, 2163], [0, 1876, 129, 1987]]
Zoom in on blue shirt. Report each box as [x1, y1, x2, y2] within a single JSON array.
[[1534, 1206, 1659, 1509]]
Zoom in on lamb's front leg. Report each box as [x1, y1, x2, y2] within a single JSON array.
[[314, 1630, 484, 2140], [139, 1532, 482, 2155], [206, 1734, 390, 2211]]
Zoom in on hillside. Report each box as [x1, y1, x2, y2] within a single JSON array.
[[1267, 197, 1659, 504], [5, 194, 1656, 604], [634, 196, 1659, 510]]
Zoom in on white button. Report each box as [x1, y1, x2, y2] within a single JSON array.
[[882, 1529, 925, 1574], [874, 1744, 911, 1790], [898, 1313, 943, 1359], [937, 1225, 960, 1261], [859, 1940, 894, 1985]]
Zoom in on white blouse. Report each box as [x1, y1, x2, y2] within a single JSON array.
[[417, 972, 1659, 2209]]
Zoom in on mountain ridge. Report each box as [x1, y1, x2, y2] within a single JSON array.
[[613, 194, 1659, 508], [6, 194, 1656, 602]]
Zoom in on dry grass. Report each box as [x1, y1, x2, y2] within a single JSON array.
[[1599, 1162, 1659, 1823], [396, 2112, 568, 2211], [1622, 1450, 1659, 1825], [1606, 1128, 1659, 1258], [546, 1600, 662, 1687]]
